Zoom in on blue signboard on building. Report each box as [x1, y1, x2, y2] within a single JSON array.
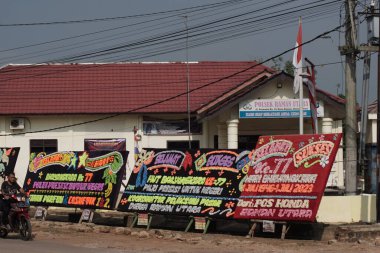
[[239, 99, 323, 119]]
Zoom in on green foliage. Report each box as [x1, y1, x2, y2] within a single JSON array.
[[284, 60, 294, 75], [269, 57, 293, 74], [271, 56, 283, 71]]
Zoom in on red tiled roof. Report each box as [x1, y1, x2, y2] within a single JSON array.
[[0, 62, 273, 115], [315, 87, 345, 104]]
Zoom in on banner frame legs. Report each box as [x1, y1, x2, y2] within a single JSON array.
[[203, 217, 212, 234], [147, 213, 153, 230], [79, 209, 94, 224], [34, 206, 48, 221], [246, 219, 290, 240], [185, 216, 194, 232], [130, 212, 138, 228]]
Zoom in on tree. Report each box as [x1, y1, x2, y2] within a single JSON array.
[[269, 57, 293, 74], [270, 56, 283, 71], [338, 94, 346, 99], [284, 60, 294, 75]]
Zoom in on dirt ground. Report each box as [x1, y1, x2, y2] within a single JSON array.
[[26, 221, 380, 253]]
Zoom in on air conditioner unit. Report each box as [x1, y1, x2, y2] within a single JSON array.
[[10, 118, 25, 130]]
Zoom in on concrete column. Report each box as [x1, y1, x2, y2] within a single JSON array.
[[227, 119, 239, 149], [217, 124, 227, 149], [0, 117, 6, 146], [321, 118, 333, 134], [201, 121, 209, 148]]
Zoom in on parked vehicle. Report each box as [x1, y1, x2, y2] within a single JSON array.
[[0, 193, 32, 241]]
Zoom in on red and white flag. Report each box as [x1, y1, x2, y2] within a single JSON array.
[[292, 17, 303, 94]]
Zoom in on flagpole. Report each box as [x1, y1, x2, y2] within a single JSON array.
[[299, 72, 304, 135], [298, 17, 303, 135], [305, 57, 318, 134], [292, 17, 304, 134]]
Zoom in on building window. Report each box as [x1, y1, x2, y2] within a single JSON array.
[[30, 139, 58, 154], [143, 117, 202, 135], [167, 141, 200, 149], [214, 135, 218, 149], [84, 139, 126, 151], [238, 135, 259, 150]]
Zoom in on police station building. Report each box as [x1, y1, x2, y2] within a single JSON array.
[[0, 62, 374, 223]]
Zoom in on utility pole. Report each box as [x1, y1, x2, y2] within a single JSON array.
[[376, 1, 380, 223], [377, 53, 380, 223], [358, 0, 380, 223], [356, 0, 380, 222], [343, 0, 358, 195], [359, 51, 370, 188], [377, 29, 380, 223]]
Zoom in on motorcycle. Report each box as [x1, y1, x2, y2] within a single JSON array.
[[0, 193, 32, 241]]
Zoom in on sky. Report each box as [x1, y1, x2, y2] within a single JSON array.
[[0, 0, 378, 105]]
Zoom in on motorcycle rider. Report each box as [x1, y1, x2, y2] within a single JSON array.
[[1, 172, 24, 231]]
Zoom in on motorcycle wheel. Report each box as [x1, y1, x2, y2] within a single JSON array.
[[19, 217, 32, 241], [0, 227, 8, 238]]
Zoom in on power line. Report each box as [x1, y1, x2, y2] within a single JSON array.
[[0, 0, 291, 69], [0, 16, 175, 53], [0, 0, 266, 63], [82, 8, 339, 66], [0, 0, 250, 53], [55, 0, 327, 62], [0, 7, 341, 92], [0, 23, 344, 136], [0, 0, 252, 53], [0, 0, 324, 61], [0, 0, 263, 63], [0, 0, 340, 76], [0, 0, 246, 26], [93, 3, 340, 63], [61, 1, 342, 63]]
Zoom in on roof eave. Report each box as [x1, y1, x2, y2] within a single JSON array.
[[196, 70, 274, 116]]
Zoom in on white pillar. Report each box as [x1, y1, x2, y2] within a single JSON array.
[[0, 117, 5, 185], [217, 124, 227, 149], [321, 118, 333, 134], [227, 119, 239, 149], [0, 117, 6, 147], [201, 121, 209, 148]]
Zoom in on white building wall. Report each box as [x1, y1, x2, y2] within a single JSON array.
[[329, 120, 344, 188], [1, 114, 141, 185], [1, 114, 210, 185]]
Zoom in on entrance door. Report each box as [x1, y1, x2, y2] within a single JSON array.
[[238, 135, 259, 150], [167, 140, 200, 149]]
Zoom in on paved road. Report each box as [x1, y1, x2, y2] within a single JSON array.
[[3, 223, 379, 253], [1, 235, 126, 253]]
